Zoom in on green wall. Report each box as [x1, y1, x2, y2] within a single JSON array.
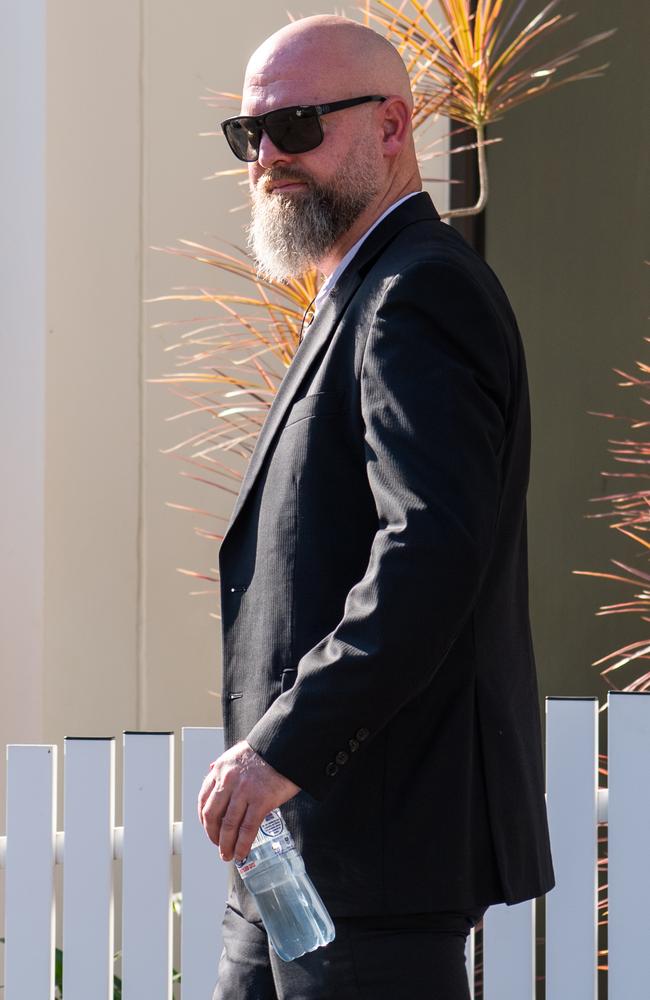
[[484, 0, 650, 705]]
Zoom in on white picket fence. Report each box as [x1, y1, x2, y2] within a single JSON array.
[[1, 693, 649, 998]]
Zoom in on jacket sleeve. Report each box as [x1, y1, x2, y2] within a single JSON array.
[[246, 260, 512, 800]]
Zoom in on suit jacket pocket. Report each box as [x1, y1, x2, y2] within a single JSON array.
[[284, 391, 344, 427], [281, 668, 298, 692]]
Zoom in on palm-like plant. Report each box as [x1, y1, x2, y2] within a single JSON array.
[[148, 246, 318, 546], [147, 1, 615, 595], [364, 0, 615, 215], [574, 278, 650, 701], [571, 266, 650, 977]]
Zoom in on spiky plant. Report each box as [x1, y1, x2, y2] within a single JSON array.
[[574, 276, 650, 701], [571, 264, 650, 978], [146, 247, 319, 576], [364, 0, 616, 215]]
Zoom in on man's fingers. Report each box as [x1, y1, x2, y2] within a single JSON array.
[[233, 803, 266, 864], [217, 795, 250, 861], [197, 766, 216, 824], [196, 743, 299, 854], [200, 776, 231, 847]]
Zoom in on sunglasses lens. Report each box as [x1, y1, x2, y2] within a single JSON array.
[[265, 108, 323, 154], [222, 107, 324, 161], [223, 118, 261, 162]]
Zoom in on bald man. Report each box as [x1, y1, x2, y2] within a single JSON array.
[[199, 15, 554, 999]]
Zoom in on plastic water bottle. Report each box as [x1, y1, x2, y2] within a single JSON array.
[[235, 808, 336, 961]]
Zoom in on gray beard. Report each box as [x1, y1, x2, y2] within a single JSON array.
[[247, 161, 379, 283]]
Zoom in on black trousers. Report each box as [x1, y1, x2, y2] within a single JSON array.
[[213, 902, 487, 1000]]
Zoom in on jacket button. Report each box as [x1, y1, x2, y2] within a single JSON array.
[[356, 727, 370, 742], [348, 738, 360, 753], [335, 750, 349, 765], [325, 762, 339, 777]]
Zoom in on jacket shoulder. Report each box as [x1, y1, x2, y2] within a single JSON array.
[[366, 219, 514, 316]]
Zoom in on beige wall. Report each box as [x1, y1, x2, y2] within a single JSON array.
[[1, 0, 450, 834]]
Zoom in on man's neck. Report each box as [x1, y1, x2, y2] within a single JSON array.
[[318, 179, 422, 278]]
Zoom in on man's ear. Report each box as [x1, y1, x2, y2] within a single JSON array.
[[380, 97, 412, 155]]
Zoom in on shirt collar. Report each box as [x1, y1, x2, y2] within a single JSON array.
[[311, 191, 421, 314]]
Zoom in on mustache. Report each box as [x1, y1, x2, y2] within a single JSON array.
[[258, 167, 314, 194]]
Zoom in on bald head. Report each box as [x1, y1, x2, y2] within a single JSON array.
[[244, 16, 413, 114], [240, 15, 422, 280]]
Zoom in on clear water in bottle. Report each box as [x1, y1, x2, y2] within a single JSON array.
[[235, 808, 336, 961]]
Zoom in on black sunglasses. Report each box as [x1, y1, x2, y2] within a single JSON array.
[[220, 95, 387, 162]]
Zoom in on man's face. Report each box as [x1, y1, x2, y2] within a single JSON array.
[[241, 63, 384, 282]]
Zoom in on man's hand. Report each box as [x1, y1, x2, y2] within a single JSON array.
[[197, 740, 300, 862]]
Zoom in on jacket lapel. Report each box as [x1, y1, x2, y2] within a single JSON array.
[[223, 274, 360, 536], [221, 192, 441, 542]]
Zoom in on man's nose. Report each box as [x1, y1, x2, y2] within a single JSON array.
[[257, 130, 293, 169]]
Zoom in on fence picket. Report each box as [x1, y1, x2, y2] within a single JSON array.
[[180, 727, 227, 999], [465, 927, 475, 998], [3, 744, 57, 999], [608, 692, 650, 1000], [482, 900, 535, 1000], [62, 737, 115, 1000], [121, 732, 174, 1000], [545, 697, 598, 999], [6, 697, 650, 995]]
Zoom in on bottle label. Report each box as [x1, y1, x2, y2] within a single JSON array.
[[260, 812, 284, 838], [235, 856, 258, 879], [235, 809, 295, 880]]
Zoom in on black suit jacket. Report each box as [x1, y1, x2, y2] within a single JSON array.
[[218, 192, 555, 919]]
